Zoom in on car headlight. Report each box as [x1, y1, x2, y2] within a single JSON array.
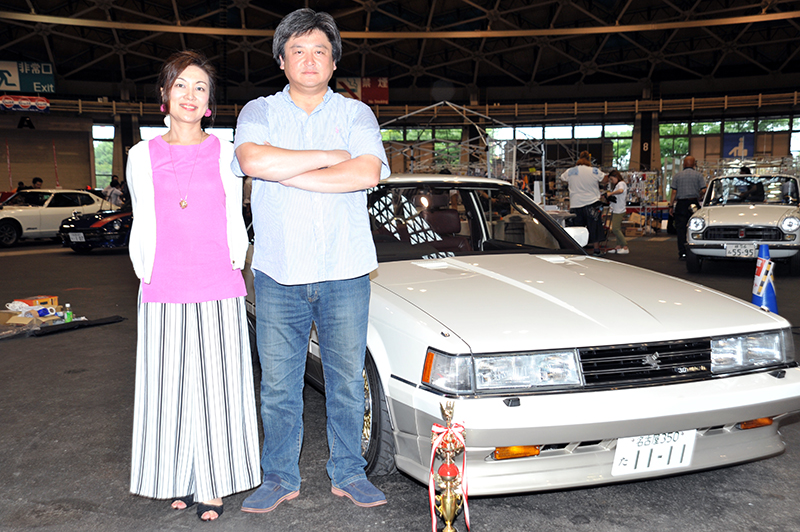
[[780, 216, 800, 233], [711, 329, 794, 374], [112, 220, 122, 230], [421, 348, 583, 394], [474, 350, 582, 391], [422, 349, 473, 393], [688, 217, 706, 231]]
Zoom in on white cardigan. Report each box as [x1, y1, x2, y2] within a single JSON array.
[[127, 136, 249, 284]]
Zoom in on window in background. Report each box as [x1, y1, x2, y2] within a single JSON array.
[[724, 120, 755, 133], [544, 126, 573, 139], [691, 121, 721, 135], [758, 118, 790, 132], [93, 125, 115, 189]]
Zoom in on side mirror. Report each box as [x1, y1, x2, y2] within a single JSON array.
[[564, 226, 589, 248]]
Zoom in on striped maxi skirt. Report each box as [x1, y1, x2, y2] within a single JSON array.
[[130, 296, 261, 502]]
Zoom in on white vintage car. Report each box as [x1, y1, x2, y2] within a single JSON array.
[[244, 174, 800, 496], [686, 174, 800, 274], [0, 188, 116, 247]]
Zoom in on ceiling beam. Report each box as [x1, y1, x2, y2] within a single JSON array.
[[1, 10, 799, 39]]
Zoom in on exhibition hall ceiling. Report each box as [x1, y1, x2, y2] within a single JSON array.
[[1, 0, 799, 105]]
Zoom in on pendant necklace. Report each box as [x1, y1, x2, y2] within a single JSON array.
[[168, 135, 203, 209]]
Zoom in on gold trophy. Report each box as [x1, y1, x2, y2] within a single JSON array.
[[431, 401, 467, 532]]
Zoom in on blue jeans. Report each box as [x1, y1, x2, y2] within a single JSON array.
[[254, 271, 370, 491]]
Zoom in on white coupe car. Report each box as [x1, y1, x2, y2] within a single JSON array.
[[0, 188, 116, 247], [686, 174, 800, 274], [244, 174, 800, 496]]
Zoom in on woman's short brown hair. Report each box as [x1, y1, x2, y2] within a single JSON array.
[[157, 50, 217, 123]]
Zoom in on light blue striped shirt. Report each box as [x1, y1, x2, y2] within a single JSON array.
[[232, 85, 390, 285]]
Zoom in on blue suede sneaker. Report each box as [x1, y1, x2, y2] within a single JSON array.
[[331, 479, 387, 507], [241, 474, 299, 513]]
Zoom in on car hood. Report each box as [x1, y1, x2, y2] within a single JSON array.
[[371, 254, 786, 353], [62, 210, 130, 229], [698, 204, 797, 226]]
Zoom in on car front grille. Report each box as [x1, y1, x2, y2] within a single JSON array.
[[704, 226, 783, 241], [579, 339, 712, 388]]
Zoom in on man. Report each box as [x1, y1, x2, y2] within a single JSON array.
[[31, 177, 43, 189], [232, 8, 390, 513], [669, 155, 706, 260], [558, 151, 607, 256]]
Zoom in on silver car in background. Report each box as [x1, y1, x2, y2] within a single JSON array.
[[686, 174, 800, 274]]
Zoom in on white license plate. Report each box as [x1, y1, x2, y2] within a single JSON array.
[[611, 430, 696, 477], [68, 232, 86, 242], [726, 243, 757, 258]]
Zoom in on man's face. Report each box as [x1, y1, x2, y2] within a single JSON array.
[[33, 181, 42, 189], [279, 29, 336, 93]]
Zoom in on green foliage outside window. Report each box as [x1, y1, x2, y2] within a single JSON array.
[[94, 140, 113, 189], [724, 120, 755, 133]]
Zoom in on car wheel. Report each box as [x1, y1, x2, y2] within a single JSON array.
[[0, 220, 20, 247], [363, 353, 396, 476], [685, 249, 702, 273], [789, 253, 800, 277]]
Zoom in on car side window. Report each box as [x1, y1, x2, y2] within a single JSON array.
[[47, 193, 80, 208], [77, 193, 95, 206]]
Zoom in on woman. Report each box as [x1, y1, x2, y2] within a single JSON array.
[[606, 170, 629, 254], [126, 50, 260, 522], [558, 150, 607, 255]]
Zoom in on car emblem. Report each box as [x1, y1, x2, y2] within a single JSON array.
[[643, 352, 661, 369], [739, 228, 745, 238]]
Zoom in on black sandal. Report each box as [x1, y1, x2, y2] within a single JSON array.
[[197, 502, 224, 521], [171, 495, 196, 510]]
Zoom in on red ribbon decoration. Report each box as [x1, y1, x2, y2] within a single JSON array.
[[429, 421, 470, 532]]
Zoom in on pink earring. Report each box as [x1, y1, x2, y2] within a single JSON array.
[[160, 104, 166, 113], [204, 109, 212, 117]]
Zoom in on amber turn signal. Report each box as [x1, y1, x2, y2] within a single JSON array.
[[738, 417, 773, 430], [494, 445, 541, 460]]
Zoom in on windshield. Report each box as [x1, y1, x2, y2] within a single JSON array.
[[705, 175, 798, 206], [368, 182, 583, 262], [3, 191, 52, 207]]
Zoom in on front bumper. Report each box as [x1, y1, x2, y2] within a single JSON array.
[[687, 242, 799, 259], [388, 367, 800, 495], [59, 230, 128, 249]]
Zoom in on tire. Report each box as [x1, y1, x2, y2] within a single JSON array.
[[685, 249, 702, 273], [363, 353, 396, 476], [0, 220, 20, 247]]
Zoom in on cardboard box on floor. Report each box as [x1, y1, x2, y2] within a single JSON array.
[[13, 295, 59, 307]]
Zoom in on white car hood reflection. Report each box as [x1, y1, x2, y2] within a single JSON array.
[[372, 254, 784, 354], [700, 204, 796, 226]]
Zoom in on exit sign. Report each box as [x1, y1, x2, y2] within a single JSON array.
[[0, 61, 56, 93]]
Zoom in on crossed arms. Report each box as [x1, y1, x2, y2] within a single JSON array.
[[236, 142, 381, 194]]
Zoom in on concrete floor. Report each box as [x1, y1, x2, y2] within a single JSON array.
[[1, 235, 800, 532]]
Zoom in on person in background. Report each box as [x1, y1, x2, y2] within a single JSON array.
[[558, 150, 607, 256], [604, 170, 629, 254], [15, 181, 27, 192], [126, 50, 260, 522], [31, 177, 43, 189], [232, 7, 390, 513], [668, 155, 706, 260]]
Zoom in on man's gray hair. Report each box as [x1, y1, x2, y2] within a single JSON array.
[[273, 8, 342, 65]]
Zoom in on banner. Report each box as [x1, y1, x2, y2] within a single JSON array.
[[335, 77, 389, 105], [0, 95, 50, 112]]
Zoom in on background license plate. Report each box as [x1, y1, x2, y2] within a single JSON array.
[[69, 233, 86, 242], [611, 430, 696, 477], [726, 243, 756, 258]]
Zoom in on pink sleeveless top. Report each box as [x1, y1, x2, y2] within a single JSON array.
[[141, 135, 246, 304]]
